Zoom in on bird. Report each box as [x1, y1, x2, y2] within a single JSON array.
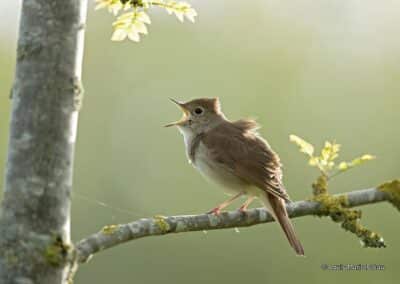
[[165, 97, 304, 256]]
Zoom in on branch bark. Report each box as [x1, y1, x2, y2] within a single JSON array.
[[76, 187, 389, 263], [0, 1, 87, 283]]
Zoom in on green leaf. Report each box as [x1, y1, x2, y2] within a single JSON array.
[[361, 154, 375, 161], [95, 0, 197, 43], [308, 157, 319, 166], [337, 162, 348, 170], [95, 0, 124, 15], [127, 30, 140, 42], [185, 8, 197, 22], [111, 29, 128, 41], [134, 21, 148, 34], [336, 154, 375, 172], [350, 154, 376, 167], [289, 135, 314, 157], [174, 10, 184, 22], [137, 11, 151, 24]]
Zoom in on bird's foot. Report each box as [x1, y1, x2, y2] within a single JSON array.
[[238, 196, 254, 213], [206, 207, 222, 215], [238, 205, 248, 213]]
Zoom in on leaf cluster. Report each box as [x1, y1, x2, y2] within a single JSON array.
[[95, 0, 197, 42], [290, 135, 385, 248], [289, 135, 375, 178]]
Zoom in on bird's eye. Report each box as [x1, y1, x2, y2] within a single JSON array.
[[194, 107, 204, 115]]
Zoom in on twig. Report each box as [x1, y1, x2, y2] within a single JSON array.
[[75, 187, 389, 263]]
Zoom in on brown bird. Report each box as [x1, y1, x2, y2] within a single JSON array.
[[166, 97, 304, 256]]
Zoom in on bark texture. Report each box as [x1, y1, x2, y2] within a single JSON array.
[[0, 0, 87, 283], [76, 187, 389, 263]]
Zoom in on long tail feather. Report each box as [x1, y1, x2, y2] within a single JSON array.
[[260, 193, 305, 256]]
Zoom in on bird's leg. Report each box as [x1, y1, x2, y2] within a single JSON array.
[[238, 196, 255, 212], [207, 192, 244, 215]]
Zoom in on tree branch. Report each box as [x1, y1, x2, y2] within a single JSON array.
[[76, 187, 389, 263]]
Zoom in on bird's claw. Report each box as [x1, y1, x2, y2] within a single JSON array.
[[238, 204, 250, 213], [238, 207, 247, 213], [206, 207, 222, 215]]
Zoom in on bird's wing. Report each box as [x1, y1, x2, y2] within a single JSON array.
[[202, 120, 291, 202]]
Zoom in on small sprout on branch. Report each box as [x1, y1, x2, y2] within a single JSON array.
[[94, 0, 197, 42], [336, 154, 375, 172], [289, 135, 314, 157], [291, 134, 385, 248], [289, 135, 375, 178]]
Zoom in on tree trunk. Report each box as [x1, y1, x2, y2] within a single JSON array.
[[0, 0, 87, 283]]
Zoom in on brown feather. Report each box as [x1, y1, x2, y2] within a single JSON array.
[[171, 98, 304, 255], [232, 119, 260, 133], [202, 119, 291, 202], [266, 193, 305, 256], [182, 98, 221, 114]]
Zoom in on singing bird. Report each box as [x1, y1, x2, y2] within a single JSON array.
[[166, 97, 304, 256]]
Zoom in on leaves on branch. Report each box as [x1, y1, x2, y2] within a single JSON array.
[[290, 134, 385, 248], [289, 135, 314, 157], [289, 134, 375, 178], [336, 154, 375, 172], [95, 0, 197, 42]]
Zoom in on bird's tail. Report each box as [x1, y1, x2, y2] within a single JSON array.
[[260, 192, 305, 256]]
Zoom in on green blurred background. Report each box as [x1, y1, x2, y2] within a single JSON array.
[[1, 0, 399, 283]]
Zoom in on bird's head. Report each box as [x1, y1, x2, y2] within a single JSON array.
[[165, 97, 224, 135]]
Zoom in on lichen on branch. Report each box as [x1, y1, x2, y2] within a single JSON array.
[[311, 175, 385, 248], [75, 186, 394, 263], [73, 136, 397, 263], [378, 180, 400, 211], [290, 135, 385, 248]]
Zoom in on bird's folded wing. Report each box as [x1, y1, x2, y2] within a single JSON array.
[[202, 123, 291, 202]]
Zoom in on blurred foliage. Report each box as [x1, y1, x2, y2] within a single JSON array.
[[291, 135, 385, 248], [95, 0, 197, 41], [290, 134, 375, 178], [1, 1, 400, 284]]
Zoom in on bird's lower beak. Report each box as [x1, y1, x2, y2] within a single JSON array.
[[165, 98, 189, 127], [164, 119, 185, 127]]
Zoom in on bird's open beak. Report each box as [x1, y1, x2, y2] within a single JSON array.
[[165, 98, 189, 127]]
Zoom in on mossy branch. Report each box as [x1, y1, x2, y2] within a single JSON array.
[[311, 176, 387, 248], [289, 135, 396, 247], [75, 183, 398, 263], [74, 135, 399, 266]]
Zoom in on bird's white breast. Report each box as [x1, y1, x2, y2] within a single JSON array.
[[178, 126, 258, 196], [178, 127, 267, 200], [177, 126, 194, 152], [193, 143, 245, 194]]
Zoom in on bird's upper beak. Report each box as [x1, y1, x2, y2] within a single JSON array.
[[165, 98, 190, 127]]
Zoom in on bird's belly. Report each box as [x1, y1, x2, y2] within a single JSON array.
[[192, 144, 249, 195]]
